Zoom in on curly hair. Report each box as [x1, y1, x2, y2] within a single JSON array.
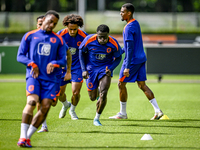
[[62, 14, 84, 27]]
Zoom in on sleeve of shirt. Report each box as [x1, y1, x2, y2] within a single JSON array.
[[17, 33, 36, 67], [124, 25, 134, 42], [64, 42, 69, 52], [50, 38, 66, 68], [109, 40, 122, 71], [79, 38, 88, 72], [109, 55, 122, 72], [124, 25, 135, 69], [125, 40, 134, 69], [121, 47, 125, 54]]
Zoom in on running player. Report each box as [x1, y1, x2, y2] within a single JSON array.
[[79, 24, 122, 126], [109, 3, 164, 120], [17, 10, 67, 147], [35, 14, 50, 133], [36, 15, 72, 133], [57, 14, 88, 120]]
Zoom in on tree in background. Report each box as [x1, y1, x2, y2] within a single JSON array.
[[0, 0, 199, 12]]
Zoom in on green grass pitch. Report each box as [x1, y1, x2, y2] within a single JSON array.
[[0, 74, 200, 150]]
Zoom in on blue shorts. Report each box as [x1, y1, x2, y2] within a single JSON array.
[[119, 62, 147, 82], [55, 82, 60, 97], [86, 67, 107, 91], [71, 68, 83, 83], [60, 79, 71, 86], [26, 77, 56, 101], [59, 68, 83, 86]]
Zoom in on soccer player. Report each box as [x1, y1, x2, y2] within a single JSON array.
[[36, 15, 72, 133], [79, 24, 122, 126], [109, 3, 164, 120], [35, 14, 50, 133], [57, 14, 88, 120], [17, 10, 67, 147], [36, 15, 44, 29]]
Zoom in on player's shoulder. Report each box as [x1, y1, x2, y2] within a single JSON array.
[[86, 34, 95, 38], [109, 35, 118, 41], [77, 29, 88, 38], [109, 36, 119, 44], [24, 28, 40, 40], [57, 28, 68, 36], [127, 19, 139, 28], [83, 34, 96, 41], [108, 36, 120, 50], [51, 32, 65, 45], [84, 34, 97, 45]]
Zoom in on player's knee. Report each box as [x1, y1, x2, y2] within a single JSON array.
[[118, 82, 121, 87], [99, 90, 108, 100], [73, 91, 80, 98], [118, 82, 125, 89], [59, 92, 64, 97], [40, 105, 50, 114], [23, 103, 35, 115], [137, 83, 142, 89], [51, 100, 58, 107], [137, 81, 146, 90], [90, 95, 97, 101], [28, 100, 36, 106]]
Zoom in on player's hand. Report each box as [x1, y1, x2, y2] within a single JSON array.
[[82, 71, 89, 79], [64, 71, 71, 81], [105, 66, 111, 77], [123, 68, 130, 77], [46, 63, 55, 74], [30, 67, 39, 78]]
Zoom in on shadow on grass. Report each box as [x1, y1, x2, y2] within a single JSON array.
[[78, 118, 93, 120], [50, 130, 169, 135], [102, 119, 200, 129], [79, 131, 169, 135], [33, 146, 200, 149], [101, 119, 200, 122], [120, 123, 200, 129]]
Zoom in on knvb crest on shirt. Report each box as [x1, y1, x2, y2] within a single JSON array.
[[38, 43, 51, 56], [69, 47, 76, 55]]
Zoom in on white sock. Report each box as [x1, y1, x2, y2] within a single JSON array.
[[94, 112, 101, 120], [149, 98, 160, 113], [120, 101, 127, 115], [70, 104, 76, 111], [62, 99, 69, 107], [20, 123, 29, 139], [27, 125, 37, 139], [42, 119, 47, 128]]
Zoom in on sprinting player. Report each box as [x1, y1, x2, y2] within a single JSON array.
[[109, 3, 164, 120], [79, 24, 122, 126], [17, 10, 67, 147], [36, 15, 72, 133], [36, 15, 44, 28], [57, 14, 88, 120], [35, 15, 49, 133]]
